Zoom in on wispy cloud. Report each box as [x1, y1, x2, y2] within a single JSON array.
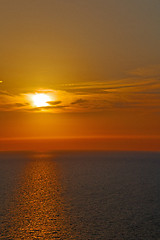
[[128, 64, 160, 78], [0, 90, 13, 96], [47, 101, 62, 105], [71, 99, 88, 105], [0, 64, 160, 113]]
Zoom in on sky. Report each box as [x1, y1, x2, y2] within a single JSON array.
[[0, 0, 160, 151]]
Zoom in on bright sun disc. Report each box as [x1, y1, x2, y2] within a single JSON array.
[[32, 93, 51, 107]]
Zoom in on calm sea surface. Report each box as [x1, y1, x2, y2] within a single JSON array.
[[0, 151, 160, 240]]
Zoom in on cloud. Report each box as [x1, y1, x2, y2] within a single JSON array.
[[63, 86, 108, 95], [14, 103, 29, 107], [61, 78, 159, 96], [25, 107, 42, 112], [61, 68, 160, 112], [1, 64, 160, 113], [39, 105, 67, 110], [129, 64, 160, 78], [0, 102, 29, 110], [47, 101, 62, 105], [71, 99, 88, 105], [0, 90, 13, 96]]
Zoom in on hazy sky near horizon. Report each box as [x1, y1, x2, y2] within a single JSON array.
[[0, 0, 160, 144]]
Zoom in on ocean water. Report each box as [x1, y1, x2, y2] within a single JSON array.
[[0, 151, 160, 240]]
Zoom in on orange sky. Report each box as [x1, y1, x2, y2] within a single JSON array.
[[0, 1, 160, 151], [1, 136, 160, 152]]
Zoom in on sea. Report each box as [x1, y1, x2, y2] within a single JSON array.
[[0, 151, 160, 240]]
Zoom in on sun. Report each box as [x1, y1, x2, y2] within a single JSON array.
[[32, 93, 51, 107]]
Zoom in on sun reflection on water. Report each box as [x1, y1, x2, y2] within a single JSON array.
[[9, 153, 73, 239]]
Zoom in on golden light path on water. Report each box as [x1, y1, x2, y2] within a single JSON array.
[[8, 153, 74, 239]]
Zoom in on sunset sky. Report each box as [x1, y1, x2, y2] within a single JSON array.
[[0, 0, 160, 151]]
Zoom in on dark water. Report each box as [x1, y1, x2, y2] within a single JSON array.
[[0, 151, 160, 240]]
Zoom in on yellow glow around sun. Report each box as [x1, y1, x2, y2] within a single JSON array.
[[32, 93, 51, 107]]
